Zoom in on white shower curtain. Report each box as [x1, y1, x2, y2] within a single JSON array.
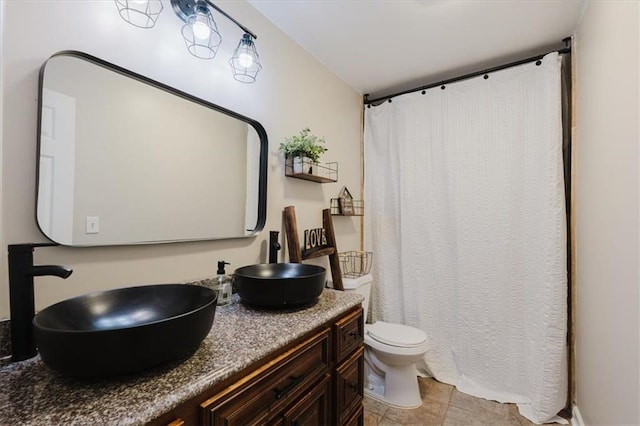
[[364, 52, 567, 424]]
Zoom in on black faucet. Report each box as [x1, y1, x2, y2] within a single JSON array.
[[8, 243, 72, 361], [269, 231, 281, 263]]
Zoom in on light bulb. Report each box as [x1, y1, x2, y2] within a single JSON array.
[[192, 15, 211, 40], [238, 52, 254, 68]]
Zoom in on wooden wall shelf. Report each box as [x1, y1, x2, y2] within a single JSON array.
[[286, 173, 337, 183], [285, 158, 338, 183]]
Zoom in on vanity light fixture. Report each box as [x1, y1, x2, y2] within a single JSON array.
[[229, 33, 262, 83], [114, 0, 262, 83], [181, 0, 222, 59], [114, 0, 163, 29]]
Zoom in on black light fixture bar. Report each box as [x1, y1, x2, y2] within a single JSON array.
[[171, 0, 257, 40], [203, 0, 257, 40]]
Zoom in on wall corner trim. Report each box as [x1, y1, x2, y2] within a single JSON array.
[[571, 406, 585, 426]]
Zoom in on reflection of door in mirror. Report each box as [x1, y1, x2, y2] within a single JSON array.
[[36, 52, 267, 246], [37, 89, 76, 243]]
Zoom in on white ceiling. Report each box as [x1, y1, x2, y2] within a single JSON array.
[[249, 0, 586, 99]]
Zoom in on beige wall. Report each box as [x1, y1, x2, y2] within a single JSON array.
[[574, 1, 640, 424], [0, 1, 362, 317]]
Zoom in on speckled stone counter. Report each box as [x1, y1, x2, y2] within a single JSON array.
[[0, 320, 10, 359], [0, 289, 362, 425]]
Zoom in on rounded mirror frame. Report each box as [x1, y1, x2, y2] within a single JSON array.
[[36, 51, 267, 246]]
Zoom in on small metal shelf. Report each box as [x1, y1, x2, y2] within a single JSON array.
[[285, 157, 338, 183], [330, 198, 364, 216]]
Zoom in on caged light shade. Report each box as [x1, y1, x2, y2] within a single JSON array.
[[181, 0, 222, 59], [229, 34, 262, 83], [114, 0, 163, 29]]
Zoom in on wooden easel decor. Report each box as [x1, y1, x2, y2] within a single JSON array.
[[283, 206, 344, 291]]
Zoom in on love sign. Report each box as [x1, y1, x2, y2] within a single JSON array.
[[304, 228, 328, 251]]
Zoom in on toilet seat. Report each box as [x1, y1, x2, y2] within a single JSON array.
[[366, 321, 427, 348]]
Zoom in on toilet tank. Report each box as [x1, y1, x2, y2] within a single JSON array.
[[342, 274, 373, 321]]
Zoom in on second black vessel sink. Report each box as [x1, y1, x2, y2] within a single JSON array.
[[33, 284, 217, 378], [234, 263, 326, 309]]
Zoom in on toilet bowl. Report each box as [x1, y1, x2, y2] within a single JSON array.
[[342, 275, 429, 409]]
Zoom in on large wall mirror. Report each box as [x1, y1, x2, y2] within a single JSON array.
[[36, 51, 267, 246]]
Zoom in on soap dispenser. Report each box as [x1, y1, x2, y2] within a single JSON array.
[[215, 261, 232, 306]]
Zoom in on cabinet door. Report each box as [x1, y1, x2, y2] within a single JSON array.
[[342, 405, 364, 426], [282, 374, 330, 426], [335, 347, 364, 425], [200, 329, 330, 426], [334, 308, 364, 364]]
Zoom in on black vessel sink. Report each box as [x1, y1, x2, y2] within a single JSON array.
[[234, 263, 326, 309], [33, 284, 217, 378]]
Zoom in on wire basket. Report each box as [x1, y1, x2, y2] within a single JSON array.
[[338, 251, 373, 278]]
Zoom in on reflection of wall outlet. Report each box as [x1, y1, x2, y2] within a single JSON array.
[[86, 216, 100, 234]]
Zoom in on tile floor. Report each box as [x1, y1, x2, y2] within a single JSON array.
[[363, 377, 539, 426]]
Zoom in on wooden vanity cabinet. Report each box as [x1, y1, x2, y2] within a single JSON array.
[[154, 306, 364, 426]]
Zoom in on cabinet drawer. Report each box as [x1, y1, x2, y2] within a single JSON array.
[[200, 329, 330, 426], [335, 346, 364, 425], [334, 307, 364, 363]]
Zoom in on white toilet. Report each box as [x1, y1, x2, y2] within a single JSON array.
[[342, 275, 429, 409]]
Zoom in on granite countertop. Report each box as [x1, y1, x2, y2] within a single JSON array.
[[0, 288, 363, 425]]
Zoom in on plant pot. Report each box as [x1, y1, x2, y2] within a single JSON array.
[[291, 156, 313, 174]]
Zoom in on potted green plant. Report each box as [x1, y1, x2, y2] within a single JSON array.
[[279, 128, 328, 174]]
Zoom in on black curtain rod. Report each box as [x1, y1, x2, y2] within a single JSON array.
[[364, 38, 571, 106]]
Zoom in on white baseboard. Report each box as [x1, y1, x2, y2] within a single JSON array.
[[571, 406, 585, 426]]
